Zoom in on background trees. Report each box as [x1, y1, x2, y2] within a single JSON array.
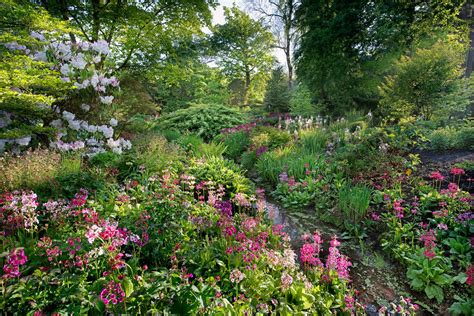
[[295, 0, 468, 116], [209, 6, 274, 107]]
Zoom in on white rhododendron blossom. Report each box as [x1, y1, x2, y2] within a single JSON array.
[[3, 31, 129, 155], [100, 96, 114, 105]]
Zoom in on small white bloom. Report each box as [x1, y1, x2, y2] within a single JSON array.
[[109, 118, 118, 126], [71, 53, 87, 69], [16, 136, 31, 146], [60, 63, 71, 76], [100, 96, 114, 105], [62, 111, 75, 121], [80, 103, 90, 112], [50, 119, 62, 128], [33, 51, 48, 62]]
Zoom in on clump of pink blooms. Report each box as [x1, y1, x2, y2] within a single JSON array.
[[100, 280, 125, 306], [392, 199, 405, 219], [0, 190, 39, 232], [429, 171, 445, 181], [326, 236, 352, 281], [2, 248, 28, 279], [419, 229, 437, 259], [299, 233, 352, 281]]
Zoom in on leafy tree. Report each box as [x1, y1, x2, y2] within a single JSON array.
[[0, 0, 73, 151], [264, 66, 290, 113], [379, 38, 469, 121], [38, 0, 216, 69], [209, 6, 274, 106], [295, 0, 467, 115]]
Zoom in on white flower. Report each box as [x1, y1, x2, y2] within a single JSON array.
[[112, 147, 123, 154], [62, 111, 75, 121], [16, 136, 31, 146], [50, 119, 62, 128], [71, 53, 87, 69], [99, 125, 114, 138], [91, 40, 110, 55], [68, 119, 81, 131], [77, 41, 90, 51], [120, 138, 132, 150], [33, 51, 48, 62], [92, 55, 101, 63], [100, 96, 114, 105], [60, 63, 71, 76], [86, 124, 98, 133], [90, 72, 99, 88], [80, 103, 90, 112], [52, 42, 72, 60], [107, 138, 121, 149], [30, 31, 46, 41], [109, 118, 118, 126]]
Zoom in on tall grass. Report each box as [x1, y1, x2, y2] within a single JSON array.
[[300, 129, 328, 154], [338, 183, 372, 227], [256, 146, 324, 184], [0, 150, 82, 193]]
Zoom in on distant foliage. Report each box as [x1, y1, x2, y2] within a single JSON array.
[[264, 67, 291, 112], [289, 83, 318, 116], [379, 39, 468, 121], [156, 104, 246, 141]]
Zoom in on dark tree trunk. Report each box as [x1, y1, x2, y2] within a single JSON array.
[[91, 0, 100, 42], [285, 0, 294, 88], [244, 69, 251, 106]]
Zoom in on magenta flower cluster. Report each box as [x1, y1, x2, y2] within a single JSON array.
[[3, 248, 27, 279], [100, 280, 125, 305]]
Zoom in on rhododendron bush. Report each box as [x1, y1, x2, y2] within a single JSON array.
[[1, 22, 129, 155]]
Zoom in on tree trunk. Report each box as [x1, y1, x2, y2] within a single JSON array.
[[91, 0, 101, 42], [462, 2, 474, 77], [244, 70, 251, 107], [285, 0, 294, 88]]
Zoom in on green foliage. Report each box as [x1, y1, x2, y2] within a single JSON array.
[[428, 124, 474, 151], [156, 104, 246, 141], [299, 129, 328, 154], [112, 75, 159, 120], [406, 251, 453, 304], [215, 131, 250, 161], [263, 66, 291, 112], [338, 183, 372, 228], [379, 39, 468, 120], [250, 126, 292, 150], [295, 0, 466, 114], [124, 132, 185, 177], [256, 147, 324, 184], [209, 6, 274, 106], [0, 0, 73, 145], [289, 83, 318, 117], [188, 156, 253, 196], [40, 0, 215, 69], [176, 134, 205, 151], [148, 61, 230, 113], [192, 142, 227, 159]]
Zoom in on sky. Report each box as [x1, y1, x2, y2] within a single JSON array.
[[210, 0, 287, 66]]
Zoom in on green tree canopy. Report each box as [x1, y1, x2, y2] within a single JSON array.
[[0, 0, 73, 150], [209, 6, 274, 106], [39, 0, 217, 69], [295, 0, 466, 115]]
